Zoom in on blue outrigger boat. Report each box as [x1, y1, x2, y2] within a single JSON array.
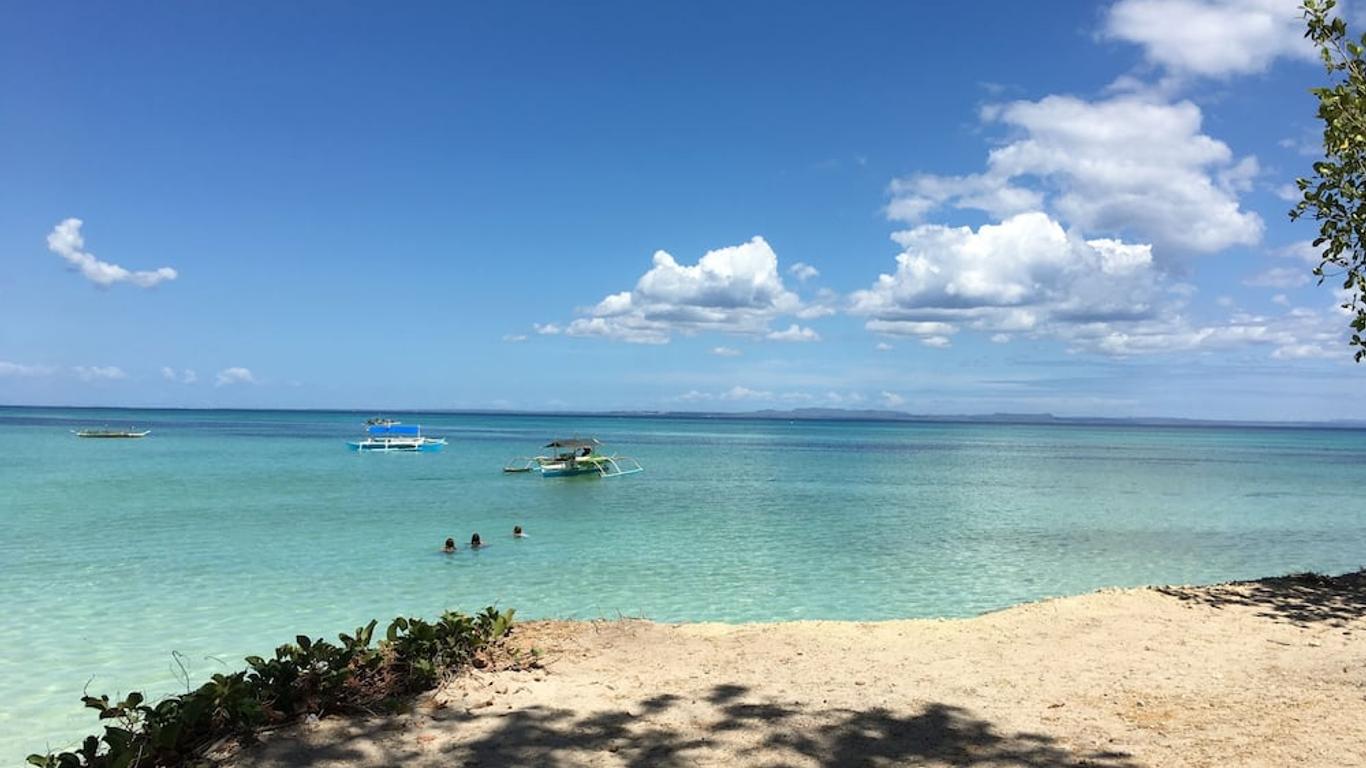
[[348, 423, 446, 453]]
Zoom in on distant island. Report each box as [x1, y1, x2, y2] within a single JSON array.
[[6, 403, 1366, 430]]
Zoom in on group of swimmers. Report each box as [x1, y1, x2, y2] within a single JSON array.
[[443, 525, 526, 553]]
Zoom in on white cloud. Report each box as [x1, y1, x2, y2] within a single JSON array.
[[1271, 294, 1290, 306], [881, 391, 906, 407], [795, 288, 838, 319], [1104, 0, 1315, 78], [721, 385, 772, 401], [564, 317, 669, 344], [861, 199, 1333, 359], [551, 237, 806, 344], [875, 342, 894, 351], [853, 213, 1166, 341], [888, 174, 1043, 223], [889, 96, 1263, 253], [788, 262, 820, 281], [74, 366, 127, 382], [215, 367, 256, 386], [1056, 297, 1352, 361], [502, 334, 528, 343], [1271, 343, 1340, 360], [1275, 182, 1301, 202], [676, 389, 713, 402], [533, 323, 561, 335], [1244, 266, 1311, 288], [0, 361, 55, 377], [766, 324, 821, 342], [866, 320, 958, 337], [823, 391, 866, 405], [1275, 240, 1322, 266], [711, 346, 742, 357], [46, 219, 177, 288], [161, 367, 197, 384]]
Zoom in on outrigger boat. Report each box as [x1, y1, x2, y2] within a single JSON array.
[[348, 422, 446, 453], [72, 428, 150, 439], [503, 437, 643, 478]]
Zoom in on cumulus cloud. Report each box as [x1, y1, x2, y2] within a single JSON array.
[[766, 324, 820, 342], [853, 212, 1165, 339], [711, 346, 742, 357], [215, 367, 256, 386], [552, 237, 812, 344], [46, 219, 177, 288], [788, 262, 820, 281], [74, 366, 127, 381], [881, 391, 906, 407], [533, 323, 561, 335], [1103, 0, 1315, 78], [855, 211, 1348, 360], [887, 95, 1263, 253]]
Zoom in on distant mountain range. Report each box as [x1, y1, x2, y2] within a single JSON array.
[[585, 407, 1366, 429], [5, 403, 1366, 429]]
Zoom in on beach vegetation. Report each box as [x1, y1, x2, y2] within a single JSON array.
[[26, 607, 515, 768], [1294, 0, 1366, 361]]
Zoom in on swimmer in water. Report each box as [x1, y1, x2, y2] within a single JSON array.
[[470, 532, 483, 549], [443, 537, 456, 553], [513, 525, 526, 538]]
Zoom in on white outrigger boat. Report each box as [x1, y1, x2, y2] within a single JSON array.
[[503, 437, 642, 478], [73, 427, 150, 438], [348, 422, 446, 453]]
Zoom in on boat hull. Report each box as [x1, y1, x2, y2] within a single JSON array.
[[348, 438, 446, 453], [538, 464, 601, 477]]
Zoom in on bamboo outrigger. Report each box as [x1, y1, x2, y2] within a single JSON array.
[[503, 437, 642, 478]]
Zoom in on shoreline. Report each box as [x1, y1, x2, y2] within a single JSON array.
[[230, 571, 1366, 767]]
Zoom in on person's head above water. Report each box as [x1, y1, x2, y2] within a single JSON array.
[[470, 532, 482, 547], [513, 525, 524, 537], [443, 537, 455, 552]]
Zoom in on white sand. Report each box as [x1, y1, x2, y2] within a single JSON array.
[[232, 574, 1366, 767]]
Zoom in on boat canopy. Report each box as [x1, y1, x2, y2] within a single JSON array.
[[545, 437, 600, 449], [368, 424, 421, 437]]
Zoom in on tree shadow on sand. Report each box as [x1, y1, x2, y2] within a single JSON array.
[[247, 683, 1139, 767], [1155, 570, 1366, 627]]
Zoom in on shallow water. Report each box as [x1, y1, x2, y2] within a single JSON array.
[[2, 406, 1365, 759]]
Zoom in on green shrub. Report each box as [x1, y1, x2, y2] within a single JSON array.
[[28, 608, 514, 768]]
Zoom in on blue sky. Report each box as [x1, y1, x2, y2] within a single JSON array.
[[2, 0, 1363, 419]]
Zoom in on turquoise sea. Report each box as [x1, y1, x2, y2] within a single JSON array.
[[3, 406, 1365, 760]]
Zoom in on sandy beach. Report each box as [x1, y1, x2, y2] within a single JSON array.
[[232, 573, 1366, 767]]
